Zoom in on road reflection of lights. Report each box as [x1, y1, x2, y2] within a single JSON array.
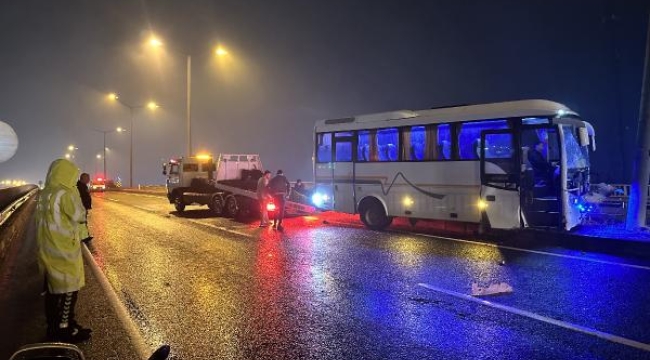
[[388, 239, 425, 269], [462, 246, 509, 285]]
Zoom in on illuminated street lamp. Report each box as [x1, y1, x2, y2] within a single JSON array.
[[215, 47, 228, 56], [93, 127, 125, 182], [146, 34, 229, 157], [108, 93, 158, 187], [64, 145, 78, 160]]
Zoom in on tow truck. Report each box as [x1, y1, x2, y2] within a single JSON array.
[[162, 154, 316, 218]]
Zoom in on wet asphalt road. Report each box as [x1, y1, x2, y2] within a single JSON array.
[[86, 191, 650, 359]]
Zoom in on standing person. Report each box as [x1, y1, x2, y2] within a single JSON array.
[[76, 173, 93, 243], [267, 169, 290, 231], [293, 179, 306, 195], [291, 178, 307, 202], [36, 158, 92, 343], [257, 170, 272, 227]]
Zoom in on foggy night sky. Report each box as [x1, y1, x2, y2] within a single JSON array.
[[0, 0, 648, 185]]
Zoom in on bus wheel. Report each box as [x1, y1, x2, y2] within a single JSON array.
[[210, 194, 224, 216], [359, 198, 391, 230], [174, 195, 186, 212], [225, 196, 239, 218]]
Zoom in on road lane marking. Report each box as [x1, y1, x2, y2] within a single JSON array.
[[82, 245, 151, 360], [418, 282, 650, 353], [102, 196, 254, 239], [186, 219, 254, 238], [325, 220, 650, 270], [117, 192, 165, 199], [411, 232, 650, 271]]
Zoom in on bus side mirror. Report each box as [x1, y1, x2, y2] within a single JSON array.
[[162, 163, 167, 175]]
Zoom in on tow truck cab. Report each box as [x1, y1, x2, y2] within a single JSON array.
[[162, 154, 265, 214]]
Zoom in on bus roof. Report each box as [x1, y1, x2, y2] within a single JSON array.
[[315, 99, 579, 131]]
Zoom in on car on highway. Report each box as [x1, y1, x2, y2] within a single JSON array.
[[90, 177, 106, 192]]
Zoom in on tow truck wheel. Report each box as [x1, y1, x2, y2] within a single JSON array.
[[225, 196, 239, 218], [359, 198, 392, 230], [174, 195, 186, 212], [210, 195, 224, 216]]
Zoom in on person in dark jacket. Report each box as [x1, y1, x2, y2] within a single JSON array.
[[267, 170, 290, 231], [76, 173, 93, 243], [528, 141, 556, 186], [293, 179, 306, 195], [76, 173, 92, 210]]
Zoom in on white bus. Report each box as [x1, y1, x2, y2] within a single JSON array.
[[312, 100, 595, 231]]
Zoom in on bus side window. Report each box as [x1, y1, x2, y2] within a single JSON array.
[[377, 128, 399, 161], [358, 130, 371, 162], [458, 120, 508, 160], [317, 133, 332, 162], [334, 132, 353, 162], [437, 124, 452, 160], [403, 126, 426, 161]]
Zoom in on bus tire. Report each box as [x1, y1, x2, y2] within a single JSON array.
[[174, 194, 186, 212], [359, 198, 392, 230], [210, 194, 224, 216], [225, 195, 239, 218]]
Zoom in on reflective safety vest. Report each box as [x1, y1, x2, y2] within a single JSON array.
[[36, 159, 86, 294]]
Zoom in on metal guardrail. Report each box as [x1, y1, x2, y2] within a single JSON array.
[[0, 186, 38, 228]]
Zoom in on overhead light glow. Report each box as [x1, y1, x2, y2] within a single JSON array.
[[215, 47, 228, 56], [148, 37, 163, 47]]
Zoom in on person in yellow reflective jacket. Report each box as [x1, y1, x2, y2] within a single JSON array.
[[36, 158, 92, 343]]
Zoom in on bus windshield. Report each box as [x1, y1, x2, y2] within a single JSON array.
[[561, 125, 589, 170]]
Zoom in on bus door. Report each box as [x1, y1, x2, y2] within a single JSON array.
[[332, 132, 356, 213], [519, 125, 562, 228], [479, 130, 521, 229]]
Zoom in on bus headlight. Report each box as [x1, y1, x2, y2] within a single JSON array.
[[312, 193, 329, 207], [477, 199, 488, 210]]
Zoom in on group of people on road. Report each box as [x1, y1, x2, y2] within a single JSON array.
[[256, 169, 308, 231], [257, 169, 292, 230]]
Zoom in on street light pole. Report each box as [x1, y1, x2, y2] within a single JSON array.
[[107, 93, 158, 188], [187, 54, 192, 157], [103, 132, 107, 178], [130, 107, 134, 188], [146, 36, 228, 157], [92, 127, 123, 182]]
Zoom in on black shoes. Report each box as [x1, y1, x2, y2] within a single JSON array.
[[48, 323, 92, 343]]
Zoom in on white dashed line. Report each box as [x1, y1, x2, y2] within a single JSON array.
[[418, 282, 650, 353], [411, 232, 650, 271], [186, 219, 254, 238]]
